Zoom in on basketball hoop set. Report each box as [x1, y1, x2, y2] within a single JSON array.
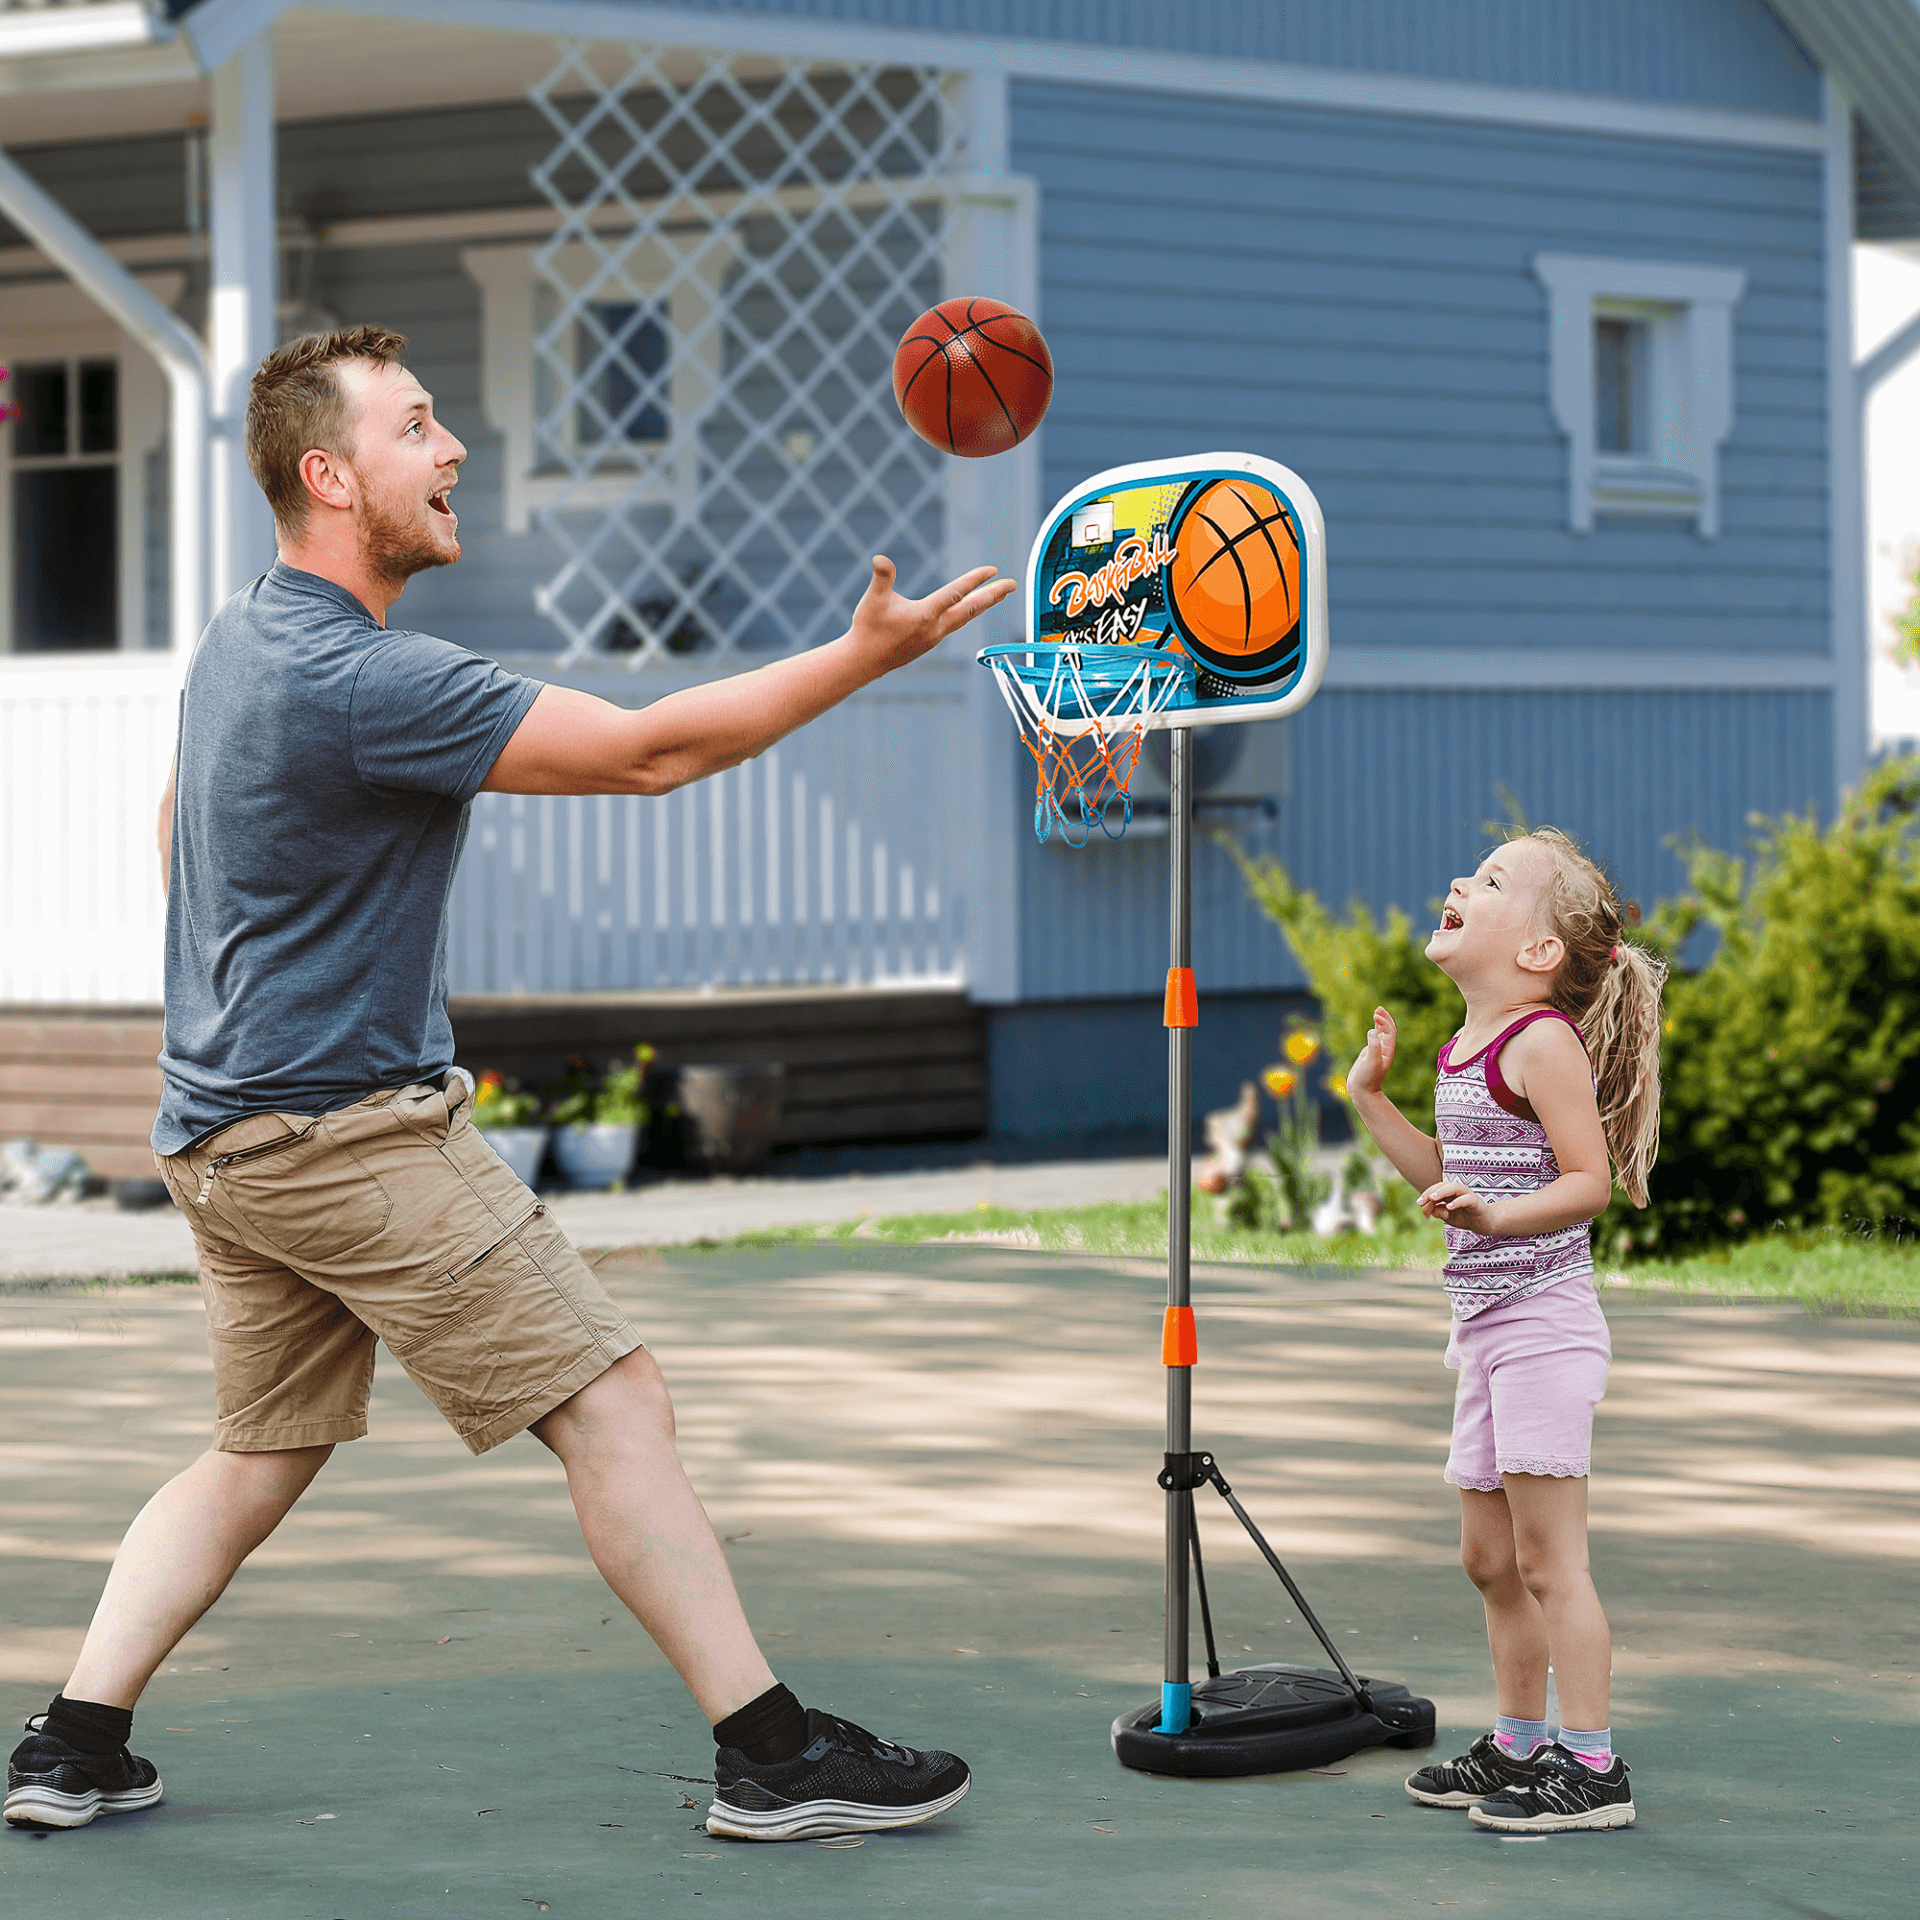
[[895, 305, 1434, 1778]]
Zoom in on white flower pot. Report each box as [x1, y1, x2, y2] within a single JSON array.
[[477, 1125, 549, 1188], [551, 1122, 640, 1190]]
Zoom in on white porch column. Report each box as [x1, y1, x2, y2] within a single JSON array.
[[945, 69, 1037, 1005], [208, 33, 277, 602]]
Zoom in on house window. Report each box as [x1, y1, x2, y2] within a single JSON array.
[[465, 241, 714, 538], [1593, 315, 1648, 455], [10, 357, 119, 650], [575, 300, 667, 453], [1533, 255, 1748, 540]]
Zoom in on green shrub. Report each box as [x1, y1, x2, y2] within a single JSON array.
[[1623, 758, 1920, 1254], [1231, 760, 1920, 1259], [1225, 843, 1463, 1132]]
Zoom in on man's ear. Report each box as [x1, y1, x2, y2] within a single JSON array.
[[1516, 933, 1564, 978], [297, 446, 354, 516]]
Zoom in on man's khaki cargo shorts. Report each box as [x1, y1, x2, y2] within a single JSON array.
[[156, 1076, 640, 1455]]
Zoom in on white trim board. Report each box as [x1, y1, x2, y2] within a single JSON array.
[[1320, 650, 1833, 691], [309, 0, 1826, 154]]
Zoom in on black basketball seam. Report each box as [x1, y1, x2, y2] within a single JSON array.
[[1185, 495, 1297, 626], [1192, 508, 1256, 644], [1224, 484, 1296, 621], [895, 337, 949, 410], [941, 299, 1054, 378], [963, 316, 1055, 379]]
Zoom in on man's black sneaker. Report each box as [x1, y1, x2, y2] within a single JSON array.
[[5, 1716, 162, 1830], [707, 1708, 969, 1841], [1405, 1730, 1537, 1809], [1467, 1741, 1635, 1831]]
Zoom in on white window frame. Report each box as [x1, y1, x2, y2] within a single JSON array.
[[0, 275, 175, 653], [1533, 253, 1747, 540], [462, 238, 723, 536]]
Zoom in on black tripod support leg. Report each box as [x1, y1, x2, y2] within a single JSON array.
[[1204, 1466, 1371, 1710], [1186, 1492, 1222, 1682]]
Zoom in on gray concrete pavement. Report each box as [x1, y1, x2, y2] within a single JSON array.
[[1, 1246, 1914, 1918], [0, 1155, 1167, 1282]]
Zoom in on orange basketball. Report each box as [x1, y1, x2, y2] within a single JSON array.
[[891, 297, 1053, 459], [1165, 479, 1301, 674]]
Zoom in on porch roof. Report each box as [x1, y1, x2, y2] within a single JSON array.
[[5, 0, 1920, 238]]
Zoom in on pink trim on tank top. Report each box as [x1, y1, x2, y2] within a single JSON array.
[[1437, 1007, 1584, 1121]]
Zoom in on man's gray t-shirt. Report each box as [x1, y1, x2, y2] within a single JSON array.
[[154, 563, 542, 1155]]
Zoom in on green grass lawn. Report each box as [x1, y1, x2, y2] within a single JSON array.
[[717, 1195, 1920, 1317]]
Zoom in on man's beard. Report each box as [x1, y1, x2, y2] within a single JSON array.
[[361, 486, 458, 583]]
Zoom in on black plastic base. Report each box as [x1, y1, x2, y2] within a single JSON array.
[[1111, 1665, 1437, 1778]]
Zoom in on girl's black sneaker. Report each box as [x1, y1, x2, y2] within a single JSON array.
[[5, 1716, 163, 1829], [1405, 1730, 1537, 1808], [707, 1708, 969, 1841], [1467, 1741, 1635, 1831]]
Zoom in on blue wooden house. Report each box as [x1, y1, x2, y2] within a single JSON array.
[[5, 0, 1920, 1171]]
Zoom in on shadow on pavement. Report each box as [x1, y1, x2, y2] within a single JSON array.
[[1, 1247, 1913, 1918]]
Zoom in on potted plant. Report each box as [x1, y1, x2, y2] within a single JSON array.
[[468, 1071, 548, 1188], [548, 1045, 655, 1190]]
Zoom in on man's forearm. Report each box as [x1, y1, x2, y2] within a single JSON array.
[[627, 637, 876, 792]]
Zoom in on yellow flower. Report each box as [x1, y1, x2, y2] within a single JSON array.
[[1284, 1031, 1320, 1065], [1663, 1017, 1675, 1035], [1327, 1073, 1348, 1101], [1263, 1065, 1297, 1099]]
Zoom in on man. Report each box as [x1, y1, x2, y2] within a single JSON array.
[[5, 326, 1012, 1842]]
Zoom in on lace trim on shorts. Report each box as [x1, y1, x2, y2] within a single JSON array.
[[1495, 1456, 1588, 1479], [1443, 1469, 1505, 1493]]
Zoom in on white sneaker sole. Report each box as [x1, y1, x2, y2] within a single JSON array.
[[4, 1777, 164, 1829], [1405, 1781, 1495, 1809], [1468, 1797, 1635, 1832], [707, 1777, 970, 1842]]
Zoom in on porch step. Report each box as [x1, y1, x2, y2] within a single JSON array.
[[449, 985, 988, 1149], [0, 1013, 164, 1182]]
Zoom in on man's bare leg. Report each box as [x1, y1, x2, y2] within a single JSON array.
[[63, 1445, 334, 1709], [532, 1350, 775, 1724]]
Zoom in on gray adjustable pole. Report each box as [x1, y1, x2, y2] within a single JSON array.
[[1160, 724, 1195, 1734]]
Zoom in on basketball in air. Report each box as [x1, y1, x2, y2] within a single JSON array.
[[1164, 478, 1302, 680], [891, 297, 1054, 458]]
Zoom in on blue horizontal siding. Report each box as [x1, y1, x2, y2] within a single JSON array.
[[1018, 689, 1834, 1000], [1020, 83, 1831, 661], [313, 242, 565, 657], [605, 0, 1819, 115]]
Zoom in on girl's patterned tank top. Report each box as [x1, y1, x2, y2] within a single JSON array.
[[1435, 1006, 1594, 1319]]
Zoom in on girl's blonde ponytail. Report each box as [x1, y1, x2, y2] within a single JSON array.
[[1519, 827, 1669, 1206], [1578, 941, 1667, 1206]]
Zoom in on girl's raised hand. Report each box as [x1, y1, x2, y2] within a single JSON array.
[[1418, 1179, 1496, 1234], [1346, 1006, 1397, 1099]]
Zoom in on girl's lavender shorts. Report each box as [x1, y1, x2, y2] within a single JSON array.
[[1442, 1275, 1610, 1490]]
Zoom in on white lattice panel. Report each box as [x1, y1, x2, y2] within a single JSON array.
[[526, 43, 956, 662]]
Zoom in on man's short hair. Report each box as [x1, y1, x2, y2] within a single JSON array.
[[245, 325, 410, 536]]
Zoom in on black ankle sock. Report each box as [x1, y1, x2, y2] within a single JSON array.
[[44, 1695, 133, 1756], [713, 1683, 809, 1764]]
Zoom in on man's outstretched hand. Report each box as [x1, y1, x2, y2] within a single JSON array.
[[849, 557, 1016, 673]]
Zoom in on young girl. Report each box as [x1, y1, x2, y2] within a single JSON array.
[[1346, 827, 1665, 1834]]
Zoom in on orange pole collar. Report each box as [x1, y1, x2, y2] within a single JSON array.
[[1162, 1305, 1197, 1368], [1163, 966, 1197, 1028]]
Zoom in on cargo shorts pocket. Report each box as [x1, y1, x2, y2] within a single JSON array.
[[204, 1121, 393, 1263], [382, 1205, 607, 1424]]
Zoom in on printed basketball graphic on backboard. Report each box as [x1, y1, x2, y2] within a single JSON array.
[[1164, 479, 1301, 689], [1020, 453, 1327, 724]]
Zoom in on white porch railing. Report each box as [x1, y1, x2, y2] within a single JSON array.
[[0, 655, 180, 1004], [448, 663, 975, 993]]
